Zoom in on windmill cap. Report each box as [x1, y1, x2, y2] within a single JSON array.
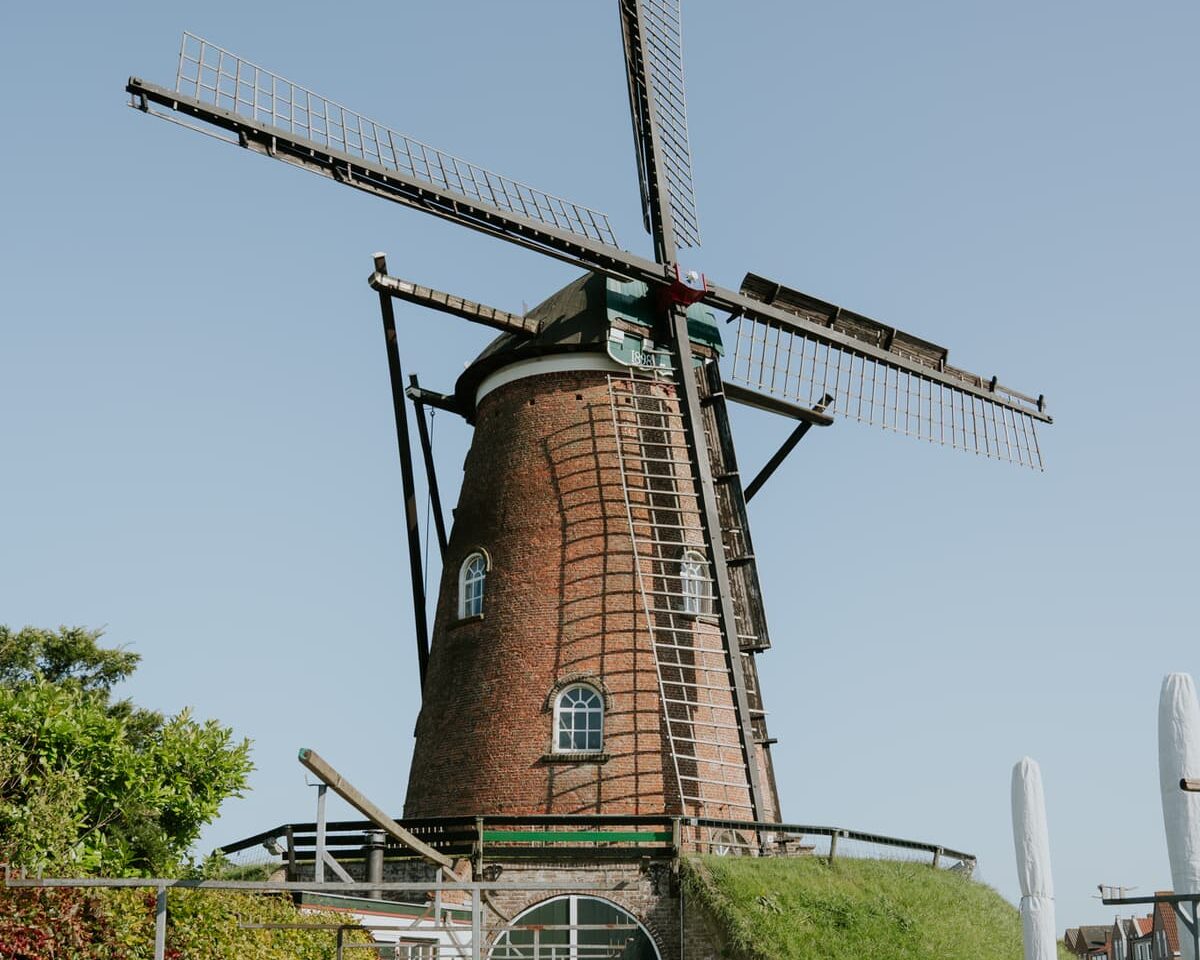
[[454, 272, 722, 419]]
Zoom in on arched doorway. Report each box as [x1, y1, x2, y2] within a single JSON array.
[[490, 894, 661, 960]]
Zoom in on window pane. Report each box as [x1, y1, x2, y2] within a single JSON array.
[[555, 685, 603, 753], [460, 553, 486, 617]]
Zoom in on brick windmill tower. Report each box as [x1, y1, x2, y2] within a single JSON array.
[[128, 2, 1051, 838], [402, 272, 780, 824]]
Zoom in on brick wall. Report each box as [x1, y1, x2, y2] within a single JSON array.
[[404, 364, 760, 823]]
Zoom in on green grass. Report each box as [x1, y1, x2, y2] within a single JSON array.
[[683, 856, 1072, 960]]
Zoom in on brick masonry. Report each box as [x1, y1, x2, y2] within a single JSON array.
[[404, 363, 769, 822], [296, 856, 723, 960]]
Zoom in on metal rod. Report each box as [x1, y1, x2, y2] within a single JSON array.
[[372, 252, 430, 687], [471, 887, 482, 960], [154, 887, 167, 960], [3, 873, 617, 892], [408, 374, 448, 560], [744, 394, 834, 502], [315, 784, 327, 883]]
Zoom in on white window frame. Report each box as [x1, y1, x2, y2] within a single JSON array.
[[680, 549, 710, 616], [491, 895, 661, 960], [553, 683, 604, 754], [458, 551, 488, 619]]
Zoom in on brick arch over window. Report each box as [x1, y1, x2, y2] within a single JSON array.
[[543, 674, 614, 713]]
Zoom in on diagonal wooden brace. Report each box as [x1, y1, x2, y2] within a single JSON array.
[[298, 748, 454, 871]]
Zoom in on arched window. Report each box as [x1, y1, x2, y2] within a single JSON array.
[[491, 895, 660, 960], [554, 684, 603, 753], [680, 549, 710, 615], [458, 551, 487, 618]]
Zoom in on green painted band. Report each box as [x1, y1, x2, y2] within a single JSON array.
[[481, 830, 672, 843]]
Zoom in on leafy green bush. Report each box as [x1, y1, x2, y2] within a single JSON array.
[[101, 888, 377, 959], [0, 626, 252, 875], [0, 884, 378, 960]]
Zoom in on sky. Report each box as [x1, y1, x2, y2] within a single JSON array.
[[2, 0, 1198, 931]]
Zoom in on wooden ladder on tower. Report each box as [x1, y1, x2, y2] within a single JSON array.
[[607, 364, 758, 821]]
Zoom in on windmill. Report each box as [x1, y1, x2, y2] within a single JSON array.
[[126, 3, 1051, 832]]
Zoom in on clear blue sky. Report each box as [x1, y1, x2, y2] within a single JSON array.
[[2, 0, 1197, 930]]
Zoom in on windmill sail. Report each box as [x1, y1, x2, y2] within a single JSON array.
[[724, 273, 1050, 469], [620, 0, 701, 249], [133, 34, 620, 249]]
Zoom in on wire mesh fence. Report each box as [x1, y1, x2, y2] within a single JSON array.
[[170, 33, 619, 247]]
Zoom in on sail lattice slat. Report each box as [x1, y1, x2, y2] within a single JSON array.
[[727, 312, 1045, 470], [608, 371, 754, 817], [623, 0, 701, 248], [172, 33, 619, 247]]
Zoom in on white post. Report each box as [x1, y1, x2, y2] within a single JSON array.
[[153, 886, 167, 960], [315, 783, 328, 884], [1160, 674, 1200, 960], [1012, 757, 1057, 960]]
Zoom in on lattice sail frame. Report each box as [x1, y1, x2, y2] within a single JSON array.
[[726, 306, 1045, 470], [623, 0, 702, 249], [173, 33, 619, 247], [728, 316, 1044, 468]]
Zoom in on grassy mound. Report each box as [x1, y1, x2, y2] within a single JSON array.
[[683, 856, 1070, 960]]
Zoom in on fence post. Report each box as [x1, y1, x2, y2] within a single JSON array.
[[932, 847, 942, 869], [471, 886, 483, 960], [315, 783, 328, 883], [828, 831, 839, 863], [153, 886, 167, 960], [285, 824, 296, 881], [366, 829, 385, 899]]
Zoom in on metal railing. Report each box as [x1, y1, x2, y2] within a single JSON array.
[[217, 813, 975, 874]]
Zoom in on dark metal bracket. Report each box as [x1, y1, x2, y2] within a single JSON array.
[[406, 374, 449, 561], [744, 395, 835, 503]]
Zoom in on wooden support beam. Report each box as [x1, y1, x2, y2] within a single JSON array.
[[297, 748, 454, 870]]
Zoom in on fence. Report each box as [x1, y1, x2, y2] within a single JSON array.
[[217, 813, 975, 876]]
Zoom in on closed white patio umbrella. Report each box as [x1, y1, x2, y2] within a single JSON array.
[[1159, 673, 1200, 960], [1012, 757, 1057, 960]]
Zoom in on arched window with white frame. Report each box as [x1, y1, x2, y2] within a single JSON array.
[[490, 895, 660, 960], [458, 551, 487, 618], [680, 549, 710, 615], [554, 683, 604, 753]]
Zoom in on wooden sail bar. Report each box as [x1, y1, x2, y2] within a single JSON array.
[[369, 272, 538, 337], [127, 37, 1051, 429]]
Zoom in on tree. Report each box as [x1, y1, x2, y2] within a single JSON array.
[[0, 626, 252, 876]]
